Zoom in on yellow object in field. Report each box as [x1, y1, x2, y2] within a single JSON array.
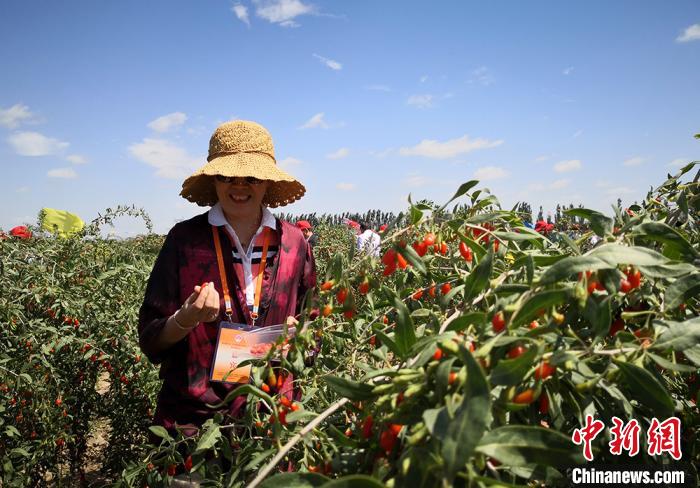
[[505, 252, 515, 264], [40, 208, 85, 237]]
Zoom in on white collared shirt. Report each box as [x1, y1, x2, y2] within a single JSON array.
[[357, 229, 381, 257], [208, 203, 277, 307]]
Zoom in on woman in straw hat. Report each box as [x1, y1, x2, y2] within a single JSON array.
[[138, 120, 316, 435]]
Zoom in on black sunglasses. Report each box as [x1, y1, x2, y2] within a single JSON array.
[[215, 175, 265, 185]]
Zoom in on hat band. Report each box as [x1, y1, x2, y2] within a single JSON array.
[[207, 150, 276, 163]]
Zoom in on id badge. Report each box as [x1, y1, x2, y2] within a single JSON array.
[[209, 322, 297, 385]]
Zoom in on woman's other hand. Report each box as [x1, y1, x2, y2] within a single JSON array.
[[175, 282, 221, 329]]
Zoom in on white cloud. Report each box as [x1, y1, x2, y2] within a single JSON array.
[[400, 134, 503, 159], [676, 24, 700, 42], [313, 53, 342, 70], [147, 112, 187, 133], [420, 75, 428, 83], [66, 154, 87, 164], [232, 4, 250, 25], [529, 178, 571, 191], [278, 156, 302, 169], [369, 147, 393, 158], [668, 158, 688, 168], [553, 159, 582, 173], [623, 156, 644, 167], [336, 182, 355, 191], [47, 167, 78, 179], [326, 147, 349, 159], [16, 186, 29, 193], [403, 174, 430, 187], [407, 94, 434, 109], [535, 155, 550, 162], [7, 131, 69, 156], [572, 129, 583, 138], [253, 0, 314, 27], [606, 186, 634, 196], [469, 66, 494, 86], [473, 166, 509, 181], [595, 180, 611, 188], [549, 178, 570, 190], [563, 66, 574, 75], [0, 104, 37, 129], [299, 112, 328, 129], [128, 138, 201, 179], [365, 84, 391, 92]]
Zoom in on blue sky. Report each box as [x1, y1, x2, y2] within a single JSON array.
[[1, 1, 698, 235]]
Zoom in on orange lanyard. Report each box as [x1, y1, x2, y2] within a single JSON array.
[[212, 225, 271, 326]]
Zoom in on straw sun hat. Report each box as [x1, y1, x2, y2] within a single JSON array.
[[180, 120, 305, 208]]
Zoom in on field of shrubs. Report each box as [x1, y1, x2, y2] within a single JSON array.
[[1, 163, 698, 487]]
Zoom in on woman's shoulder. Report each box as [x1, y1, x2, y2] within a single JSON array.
[[166, 211, 211, 239], [276, 219, 306, 243], [276, 219, 303, 236]]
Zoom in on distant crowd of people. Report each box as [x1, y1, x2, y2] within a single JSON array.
[[293, 218, 383, 257]]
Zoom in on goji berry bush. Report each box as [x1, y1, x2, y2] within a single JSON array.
[[1, 165, 699, 487]]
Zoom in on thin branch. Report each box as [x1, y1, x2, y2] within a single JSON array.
[[247, 397, 350, 488]]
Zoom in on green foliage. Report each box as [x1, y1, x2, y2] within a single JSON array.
[[1, 164, 699, 487]]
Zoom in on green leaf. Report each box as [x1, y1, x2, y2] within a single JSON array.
[[489, 347, 538, 386], [440, 180, 479, 210], [584, 295, 612, 339], [653, 317, 700, 351], [401, 244, 427, 275], [440, 283, 464, 308], [632, 222, 699, 259], [463, 249, 493, 301], [510, 290, 569, 327], [588, 244, 670, 267], [441, 344, 492, 481], [9, 448, 30, 458], [435, 357, 456, 400], [536, 256, 609, 286], [493, 230, 544, 242], [422, 407, 446, 437], [324, 376, 376, 401], [371, 329, 401, 359], [526, 255, 534, 285], [664, 273, 700, 311], [195, 424, 221, 454], [409, 205, 424, 225], [320, 475, 386, 488], [512, 253, 566, 270], [393, 296, 417, 357], [206, 384, 274, 410], [637, 262, 696, 278], [563, 208, 613, 237], [614, 360, 675, 417], [682, 345, 700, 367], [285, 409, 317, 423], [445, 312, 486, 332], [476, 426, 584, 467], [647, 353, 698, 373], [469, 475, 530, 488], [259, 473, 329, 488], [148, 426, 172, 441]]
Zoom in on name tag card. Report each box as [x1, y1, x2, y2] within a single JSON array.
[[210, 322, 296, 385]]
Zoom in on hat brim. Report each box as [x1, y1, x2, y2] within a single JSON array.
[[180, 153, 306, 208]]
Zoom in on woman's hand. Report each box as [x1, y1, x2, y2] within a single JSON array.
[[174, 282, 221, 329]]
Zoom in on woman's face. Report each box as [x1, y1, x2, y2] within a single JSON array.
[[214, 176, 269, 222]]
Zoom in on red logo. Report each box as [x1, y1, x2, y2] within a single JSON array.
[[572, 416, 683, 461], [572, 414, 605, 462], [608, 416, 641, 456], [647, 417, 682, 460]]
